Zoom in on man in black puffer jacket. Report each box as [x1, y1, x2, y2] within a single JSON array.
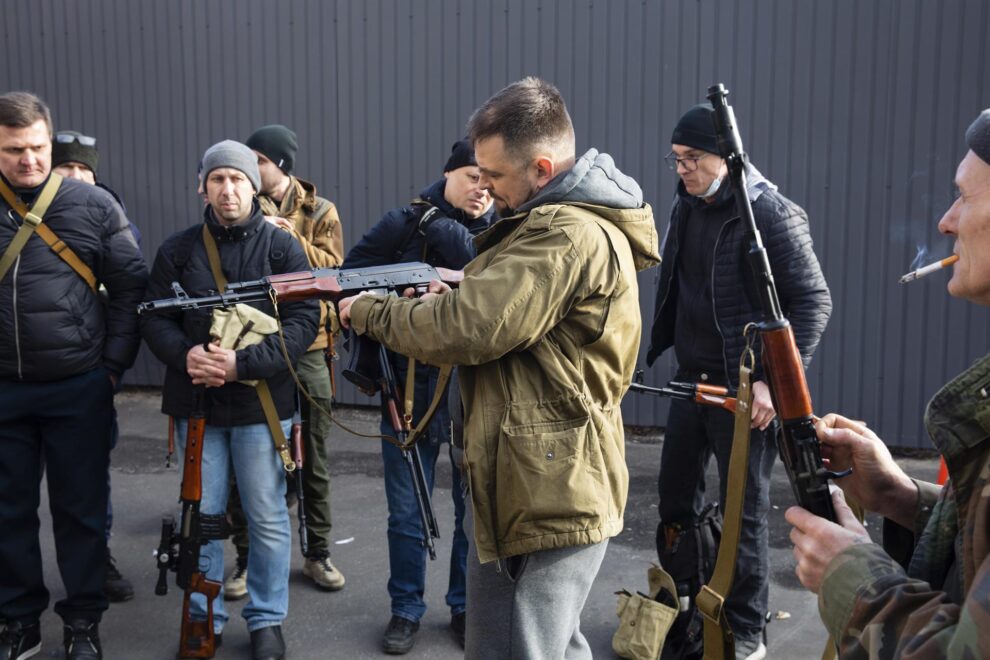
[[141, 140, 318, 660], [0, 92, 147, 660], [343, 138, 495, 654], [646, 103, 832, 660]]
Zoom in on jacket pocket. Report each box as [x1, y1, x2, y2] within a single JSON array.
[[496, 411, 605, 534]]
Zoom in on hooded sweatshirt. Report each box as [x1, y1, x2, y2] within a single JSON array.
[[350, 148, 660, 561]]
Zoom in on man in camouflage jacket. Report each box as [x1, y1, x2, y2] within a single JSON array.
[[785, 109, 990, 658]]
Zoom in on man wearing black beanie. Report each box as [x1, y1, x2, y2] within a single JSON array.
[[646, 102, 833, 660], [342, 137, 494, 654], [221, 125, 345, 598], [786, 108, 990, 659]]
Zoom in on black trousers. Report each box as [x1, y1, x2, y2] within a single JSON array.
[[657, 397, 777, 642], [0, 367, 113, 624]]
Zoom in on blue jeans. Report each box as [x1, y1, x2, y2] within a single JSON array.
[[174, 418, 291, 633], [380, 418, 468, 622], [657, 398, 777, 642]]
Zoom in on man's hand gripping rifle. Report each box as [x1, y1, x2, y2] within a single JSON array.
[[706, 84, 848, 521]]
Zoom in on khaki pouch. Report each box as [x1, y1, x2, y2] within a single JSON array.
[[209, 304, 278, 386], [612, 564, 679, 660]]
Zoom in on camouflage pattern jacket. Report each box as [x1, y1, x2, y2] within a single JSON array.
[[819, 351, 990, 658], [259, 175, 343, 350]]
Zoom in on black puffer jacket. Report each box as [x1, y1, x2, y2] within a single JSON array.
[[0, 175, 148, 381], [141, 204, 319, 426], [647, 168, 832, 387]]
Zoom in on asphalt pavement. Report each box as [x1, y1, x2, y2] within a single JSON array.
[[30, 389, 939, 659]]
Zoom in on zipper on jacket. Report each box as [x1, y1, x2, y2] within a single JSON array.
[[12, 254, 22, 380], [710, 219, 734, 384]]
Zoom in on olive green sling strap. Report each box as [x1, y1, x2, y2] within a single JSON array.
[[202, 224, 296, 471], [0, 174, 97, 292], [697, 340, 756, 660], [393, 237, 454, 449]]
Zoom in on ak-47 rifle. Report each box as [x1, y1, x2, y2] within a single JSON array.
[[377, 341, 440, 559], [707, 84, 848, 521], [291, 395, 309, 557], [140, 262, 449, 561], [154, 380, 229, 659], [137, 262, 463, 314], [628, 371, 738, 414]]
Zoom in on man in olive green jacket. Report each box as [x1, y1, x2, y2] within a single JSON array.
[[340, 77, 660, 659], [786, 109, 990, 658], [219, 125, 346, 596]]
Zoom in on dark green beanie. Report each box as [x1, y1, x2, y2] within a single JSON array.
[[245, 124, 298, 174], [52, 130, 99, 176]]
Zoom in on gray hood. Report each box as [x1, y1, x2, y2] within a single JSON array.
[[517, 148, 644, 213]]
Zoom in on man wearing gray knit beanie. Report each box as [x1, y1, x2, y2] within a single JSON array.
[[786, 107, 990, 658], [141, 139, 320, 660]]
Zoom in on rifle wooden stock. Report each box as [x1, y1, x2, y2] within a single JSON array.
[[179, 572, 221, 658]]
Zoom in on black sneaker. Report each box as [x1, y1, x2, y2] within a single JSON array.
[[450, 611, 465, 649], [249, 625, 285, 660], [0, 620, 41, 660], [382, 615, 419, 655], [103, 550, 134, 602], [63, 620, 101, 660]]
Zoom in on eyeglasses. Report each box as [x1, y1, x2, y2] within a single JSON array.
[[664, 151, 708, 172], [54, 132, 96, 146]]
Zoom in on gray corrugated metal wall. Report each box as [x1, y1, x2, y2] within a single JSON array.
[[3, 0, 988, 447]]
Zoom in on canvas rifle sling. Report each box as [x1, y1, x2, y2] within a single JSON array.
[[0, 174, 96, 292], [202, 224, 295, 471], [397, 235, 453, 449], [697, 338, 756, 660]]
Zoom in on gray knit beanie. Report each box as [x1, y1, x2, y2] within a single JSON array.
[[966, 109, 990, 166], [201, 140, 261, 192]]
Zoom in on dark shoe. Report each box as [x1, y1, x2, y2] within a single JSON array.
[[450, 612, 465, 649], [382, 616, 419, 655], [103, 550, 134, 602], [0, 620, 41, 660], [250, 625, 285, 660], [62, 620, 101, 660]]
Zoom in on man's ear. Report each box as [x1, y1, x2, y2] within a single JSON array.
[[534, 156, 556, 187]]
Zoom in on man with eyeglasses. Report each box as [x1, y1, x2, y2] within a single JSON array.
[[0, 93, 147, 660], [645, 102, 832, 660]]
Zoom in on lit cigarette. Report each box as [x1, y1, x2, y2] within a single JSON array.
[[899, 255, 959, 283]]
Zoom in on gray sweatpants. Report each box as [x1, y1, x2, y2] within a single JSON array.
[[464, 504, 608, 659]]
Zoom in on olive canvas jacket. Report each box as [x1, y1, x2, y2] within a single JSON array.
[[819, 351, 990, 658], [258, 175, 343, 350], [350, 149, 661, 562]]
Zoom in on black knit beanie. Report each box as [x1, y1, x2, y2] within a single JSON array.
[[966, 109, 990, 166], [444, 138, 477, 173], [671, 103, 718, 155], [52, 131, 99, 176], [245, 124, 298, 174]]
